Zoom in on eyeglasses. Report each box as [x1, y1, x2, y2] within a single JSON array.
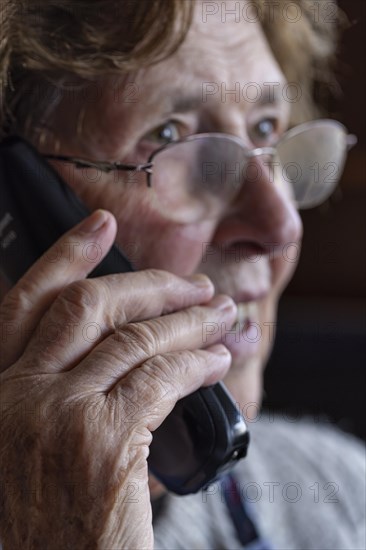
[[45, 119, 356, 224]]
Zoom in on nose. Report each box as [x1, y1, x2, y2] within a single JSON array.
[[214, 157, 303, 258]]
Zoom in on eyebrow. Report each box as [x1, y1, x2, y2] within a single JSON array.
[[165, 86, 284, 114], [167, 95, 205, 114], [256, 86, 284, 107]]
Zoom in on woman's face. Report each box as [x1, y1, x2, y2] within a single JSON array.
[[47, 2, 302, 413]]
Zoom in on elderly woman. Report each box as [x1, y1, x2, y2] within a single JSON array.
[[0, 0, 364, 548]]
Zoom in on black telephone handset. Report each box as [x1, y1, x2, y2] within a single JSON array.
[[0, 136, 249, 495]]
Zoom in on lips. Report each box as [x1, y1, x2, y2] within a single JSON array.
[[222, 300, 262, 361]]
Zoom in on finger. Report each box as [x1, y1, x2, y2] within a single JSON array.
[[111, 344, 232, 432], [69, 295, 236, 388], [23, 271, 215, 372], [0, 210, 117, 371], [115, 294, 236, 372]]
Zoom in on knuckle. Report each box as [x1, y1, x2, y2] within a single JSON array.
[[139, 354, 176, 399], [117, 322, 159, 356], [143, 268, 173, 288], [189, 303, 221, 328], [57, 280, 102, 320], [174, 305, 203, 334], [1, 282, 35, 316], [170, 349, 202, 378], [144, 349, 200, 391], [182, 304, 202, 323], [120, 358, 172, 419]]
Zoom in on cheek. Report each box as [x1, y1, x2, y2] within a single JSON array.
[[256, 252, 300, 368], [115, 218, 215, 275], [52, 163, 215, 274]]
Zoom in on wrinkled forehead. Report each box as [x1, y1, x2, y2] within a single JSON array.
[[131, 0, 288, 112]]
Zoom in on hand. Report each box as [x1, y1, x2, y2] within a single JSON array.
[[0, 210, 236, 549]]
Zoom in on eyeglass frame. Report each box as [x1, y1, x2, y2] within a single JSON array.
[[44, 119, 357, 200]]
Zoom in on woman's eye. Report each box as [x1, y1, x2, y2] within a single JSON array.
[[250, 118, 278, 144], [143, 121, 181, 144]]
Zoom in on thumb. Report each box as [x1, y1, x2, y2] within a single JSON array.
[[0, 209, 117, 371]]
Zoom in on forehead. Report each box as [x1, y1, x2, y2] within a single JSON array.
[[134, 1, 286, 108]]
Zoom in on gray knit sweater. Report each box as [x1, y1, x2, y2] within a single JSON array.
[[153, 416, 366, 549]]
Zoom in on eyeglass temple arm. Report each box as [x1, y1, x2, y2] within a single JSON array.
[[44, 154, 153, 174]]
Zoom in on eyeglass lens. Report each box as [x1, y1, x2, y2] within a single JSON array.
[[149, 121, 349, 223]]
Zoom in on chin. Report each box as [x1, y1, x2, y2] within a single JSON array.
[[223, 354, 265, 421]]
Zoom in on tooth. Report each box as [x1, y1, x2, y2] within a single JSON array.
[[235, 301, 258, 325], [247, 301, 258, 318], [236, 303, 249, 325]]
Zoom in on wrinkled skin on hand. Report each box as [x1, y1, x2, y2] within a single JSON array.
[[0, 210, 235, 549]]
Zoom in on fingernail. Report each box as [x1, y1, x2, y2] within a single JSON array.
[[209, 344, 231, 357], [80, 210, 109, 233], [185, 274, 214, 291], [210, 294, 236, 311]]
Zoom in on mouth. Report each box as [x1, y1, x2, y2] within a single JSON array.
[[223, 300, 262, 361], [234, 301, 259, 331]]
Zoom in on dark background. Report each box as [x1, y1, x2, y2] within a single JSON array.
[[264, 0, 366, 440]]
